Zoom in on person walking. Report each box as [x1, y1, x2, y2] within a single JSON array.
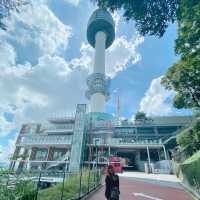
[[105, 165, 120, 200]]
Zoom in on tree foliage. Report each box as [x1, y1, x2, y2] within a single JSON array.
[[161, 53, 200, 109], [92, 0, 178, 37], [177, 120, 200, 155], [0, 0, 26, 30], [93, 0, 200, 110], [161, 0, 200, 109], [134, 111, 151, 124], [135, 111, 146, 121]]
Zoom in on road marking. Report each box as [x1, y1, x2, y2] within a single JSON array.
[[133, 192, 164, 200]]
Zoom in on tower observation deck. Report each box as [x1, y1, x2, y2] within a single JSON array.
[[86, 8, 115, 112]]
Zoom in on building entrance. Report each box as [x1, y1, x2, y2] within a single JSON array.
[[116, 151, 138, 171]]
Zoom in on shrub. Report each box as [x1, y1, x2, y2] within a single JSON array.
[[180, 150, 200, 186], [0, 170, 36, 200], [177, 120, 200, 156]]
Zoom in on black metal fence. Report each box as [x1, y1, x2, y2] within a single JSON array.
[[0, 167, 103, 200]]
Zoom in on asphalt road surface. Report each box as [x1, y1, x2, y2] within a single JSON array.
[[88, 174, 194, 200]]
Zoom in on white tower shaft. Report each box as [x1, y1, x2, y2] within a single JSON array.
[[86, 8, 115, 113], [94, 31, 106, 74], [90, 31, 106, 112]]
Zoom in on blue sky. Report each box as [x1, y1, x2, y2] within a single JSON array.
[[0, 0, 192, 160]]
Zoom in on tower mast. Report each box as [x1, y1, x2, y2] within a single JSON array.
[[86, 8, 115, 112]]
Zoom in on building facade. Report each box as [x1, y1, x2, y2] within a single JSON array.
[[11, 106, 193, 173]]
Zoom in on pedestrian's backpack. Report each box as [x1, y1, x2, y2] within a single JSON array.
[[110, 186, 119, 200]]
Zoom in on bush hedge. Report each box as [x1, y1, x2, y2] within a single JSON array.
[[180, 150, 200, 186], [177, 120, 200, 156]]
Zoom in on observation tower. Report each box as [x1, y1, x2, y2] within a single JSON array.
[[86, 8, 115, 112]]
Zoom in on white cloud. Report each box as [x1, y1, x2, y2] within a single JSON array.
[[0, 53, 88, 137], [0, 114, 16, 138], [0, 139, 16, 162], [112, 12, 120, 32], [63, 0, 80, 6], [0, 34, 143, 137], [107, 35, 144, 78], [0, 42, 16, 67], [0, 0, 144, 161], [4, 2, 72, 56], [0, 1, 73, 138], [70, 35, 144, 78], [139, 76, 175, 116]]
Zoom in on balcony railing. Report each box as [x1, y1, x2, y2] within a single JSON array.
[[41, 124, 74, 133], [89, 138, 163, 146], [19, 135, 72, 146]]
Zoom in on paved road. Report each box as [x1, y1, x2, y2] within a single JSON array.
[[88, 174, 194, 200]]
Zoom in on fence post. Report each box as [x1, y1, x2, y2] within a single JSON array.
[[87, 165, 91, 193], [60, 170, 66, 200], [35, 170, 42, 200], [4, 171, 10, 198], [78, 169, 83, 199], [5, 171, 9, 189], [97, 168, 100, 185], [96, 168, 98, 187]]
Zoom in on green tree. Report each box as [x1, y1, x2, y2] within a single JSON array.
[[135, 111, 147, 121], [161, 0, 200, 109], [177, 120, 200, 155], [92, 0, 178, 37], [177, 128, 195, 156], [192, 120, 200, 150], [161, 55, 200, 109], [93, 0, 200, 110]]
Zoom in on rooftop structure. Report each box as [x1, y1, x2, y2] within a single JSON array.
[[87, 8, 115, 48]]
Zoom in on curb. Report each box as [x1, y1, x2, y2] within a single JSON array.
[[179, 181, 200, 200]]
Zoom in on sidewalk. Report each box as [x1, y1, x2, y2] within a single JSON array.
[[119, 171, 180, 182]]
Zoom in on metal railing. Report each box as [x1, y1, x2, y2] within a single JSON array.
[[18, 135, 72, 146], [0, 167, 102, 200], [42, 124, 74, 133], [89, 138, 163, 146], [108, 138, 163, 145]]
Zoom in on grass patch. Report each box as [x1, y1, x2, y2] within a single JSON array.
[[38, 169, 102, 200]]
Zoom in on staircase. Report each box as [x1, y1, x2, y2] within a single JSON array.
[[69, 104, 86, 172], [46, 153, 69, 170]]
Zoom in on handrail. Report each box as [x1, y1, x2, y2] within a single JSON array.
[[18, 135, 72, 146]]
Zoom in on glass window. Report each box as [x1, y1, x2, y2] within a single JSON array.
[[35, 149, 47, 160]]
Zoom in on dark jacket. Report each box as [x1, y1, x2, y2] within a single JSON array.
[[105, 174, 120, 199]]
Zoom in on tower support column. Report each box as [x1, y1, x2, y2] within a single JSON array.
[[146, 146, 151, 165], [94, 31, 106, 73], [163, 145, 168, 160], [91, 31, 106, 112]]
